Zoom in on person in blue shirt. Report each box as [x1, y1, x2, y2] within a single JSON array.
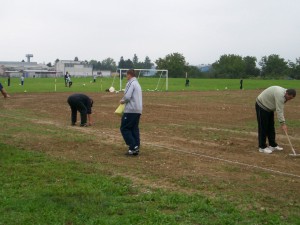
[[0, 82, 10, 98]]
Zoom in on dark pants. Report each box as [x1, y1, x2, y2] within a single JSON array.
[[68, 99, 87, 125], [255, 103, 277, 148], [120, 113, 141, 150]]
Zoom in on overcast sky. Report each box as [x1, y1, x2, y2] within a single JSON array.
[[1, 0, 299, 65]]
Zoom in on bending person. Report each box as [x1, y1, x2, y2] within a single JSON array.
[[67, 93, 93, 127], [255, 86, 296, 154]]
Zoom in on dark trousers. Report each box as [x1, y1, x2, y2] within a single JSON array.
[[68, 99, 87, 125], [120, 113, 141, 150], [255, 103, 277, 148]]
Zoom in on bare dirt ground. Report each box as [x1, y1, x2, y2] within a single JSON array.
[[1, 90, 300, 213]]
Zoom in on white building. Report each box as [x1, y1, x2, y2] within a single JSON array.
[[56, 60, 93, 77], [0, 61, 56, 78]]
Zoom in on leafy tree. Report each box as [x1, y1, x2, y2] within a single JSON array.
[[118, 56, 126, 69], [155, 53, 187, 77], [101, 58, 117, 71], [118, 57, 133, 69], [125, 59, 134, 69], [46, 62, 52, 67], [55, 59, 60, 65], [74, 56, 79, 61], [212, 54, 245, 78], [243, 56, 260, 77], [287, 57, 300, 79], [143, 56, 153, 69], [131, 54, 153, 69], [89, 60, 101, 70], [186, 65, 202, 78], [132, 54, 139, 68], [259, 54, 288, 78]]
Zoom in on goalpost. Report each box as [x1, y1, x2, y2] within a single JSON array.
[[114, 68, 168, 92]]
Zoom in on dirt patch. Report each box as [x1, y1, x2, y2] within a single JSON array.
[[1, 90, 300, 212]]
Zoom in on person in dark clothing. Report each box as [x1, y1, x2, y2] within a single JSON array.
[[240, 79, 243, 90], [67, 94, 93, 127], [64, 72, 69, 87], [7, 74, 11, 86], [185, 78, 190, 87]]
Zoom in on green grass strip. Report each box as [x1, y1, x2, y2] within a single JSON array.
[[0, 143, 299, 225]]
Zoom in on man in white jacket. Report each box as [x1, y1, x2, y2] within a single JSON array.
[[255, 86, 296, 154], [120, 69, 143, 156]]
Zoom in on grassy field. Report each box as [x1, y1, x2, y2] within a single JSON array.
[[1, 143, 298, 225], [1, 77, 300, 93], [1, 78, 300, 224]]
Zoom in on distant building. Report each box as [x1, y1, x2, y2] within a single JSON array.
[[0, 61, 56, 78], [55, 60, 93, 77]]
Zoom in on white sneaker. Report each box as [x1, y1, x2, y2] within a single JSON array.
[[268, 146, 283, 151], [259, 147, 273, 154]]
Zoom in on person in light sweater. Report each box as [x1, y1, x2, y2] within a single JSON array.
[[119, 69, 143, 156], [255, 86, 296, 154]]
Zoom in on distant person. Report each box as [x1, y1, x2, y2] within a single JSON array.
[[120, 69, 143, 156], [67, 94, 93, 127], [20, 75, 24, 86], [240, 79, 243, 90], [185, 78, 190, 87], [64, 72, 69, 87], [66, 74, 72, 87], [0, 82, 10, 98], [7, 74, 10, 86], [255, 86, 296, 154]]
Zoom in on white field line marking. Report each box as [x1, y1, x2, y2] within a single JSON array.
[[202, 126, 300, 141], [1, 114, 300, 179], [148, 143, 300, 179]]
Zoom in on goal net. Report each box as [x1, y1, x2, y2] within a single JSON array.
[[111, 69, 168, 92]]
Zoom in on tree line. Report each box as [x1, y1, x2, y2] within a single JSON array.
[[155, 53, 300, 79], [51, 53, 300, 79], [211, 54, 300, 79]]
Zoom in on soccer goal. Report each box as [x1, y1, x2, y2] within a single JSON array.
[[113, 69, 168, 92]]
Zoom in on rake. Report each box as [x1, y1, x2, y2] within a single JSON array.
[[284, 130, 300, 157]]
